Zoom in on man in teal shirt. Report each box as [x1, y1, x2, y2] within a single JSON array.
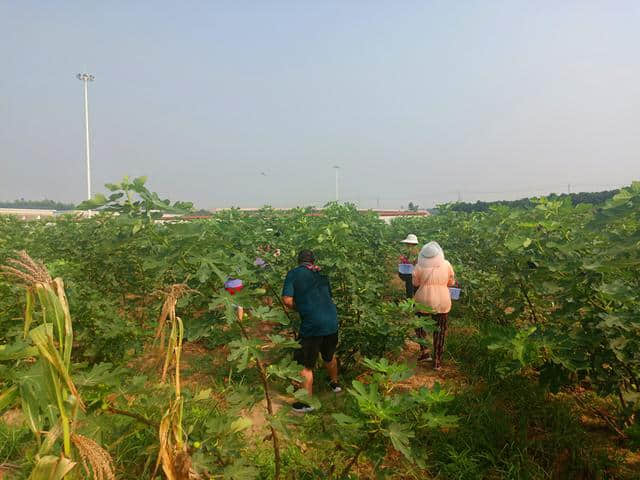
[[282, 250, 341, 413]]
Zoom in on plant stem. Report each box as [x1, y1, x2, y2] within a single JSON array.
[[106, 407, 159, 428], [257, 359, 281, 480], [618, 387, 627, 412], [236, 310, 281, 480], [574, 395, 627, 439], [621, 364, 640, 391], [338, 441, 366, 479], [517, 277, 539, 324], [175, 317, 184, 448]]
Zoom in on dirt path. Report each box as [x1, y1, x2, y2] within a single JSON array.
[[241, 337, 467, 446], [244, 391, 291, 438], [394, 338, 468, 391]]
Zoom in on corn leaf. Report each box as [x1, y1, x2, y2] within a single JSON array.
[[0, 385, 18, 412], [28, 455, 76, 480], [29, 324, 84, 409], [39, 424, 62, 455], [24, 288, 34, 338], [20, 380, 45, 436], [54, 278, 74, 367]]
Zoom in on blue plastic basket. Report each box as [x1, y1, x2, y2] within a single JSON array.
[[398, 263, 414, 274], [449, 287, 461, 300], [224, 278, 243, 289]]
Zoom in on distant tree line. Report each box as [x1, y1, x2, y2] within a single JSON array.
[[0, 199, 76, 210], [192, 209, 214, 216], [449, 189, 620, 213]]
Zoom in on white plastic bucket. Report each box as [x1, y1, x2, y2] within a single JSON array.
[[449, 287, 461, 300], [398, 263, 414, 274]]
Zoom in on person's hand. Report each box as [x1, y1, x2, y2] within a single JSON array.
[[282, 296, 295, 310]]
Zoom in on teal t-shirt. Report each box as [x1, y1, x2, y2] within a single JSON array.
[[282, 265, 338, 337]]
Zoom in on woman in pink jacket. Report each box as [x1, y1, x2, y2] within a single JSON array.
[[412, 241, 455, 370]]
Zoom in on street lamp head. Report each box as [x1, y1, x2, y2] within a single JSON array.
[[76, 73, 95, 81]]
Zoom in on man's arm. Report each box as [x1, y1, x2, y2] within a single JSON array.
[[282, 296, 295, 310], [282, 270, 296, 310]]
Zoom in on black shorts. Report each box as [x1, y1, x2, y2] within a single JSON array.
[[294, 332, 338, 369]]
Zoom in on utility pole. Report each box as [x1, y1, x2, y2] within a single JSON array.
[[77, 73, 95, 200], [333, 165, 340, 201], [567, 183, 571, 194]]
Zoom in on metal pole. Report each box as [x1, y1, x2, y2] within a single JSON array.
[[334, 166, 339, 201], [83, 80, 91, 199], [77, 73, 94, 200]]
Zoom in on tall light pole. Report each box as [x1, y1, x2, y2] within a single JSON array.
[[77, 73, 95, 200], [333, 165, 340, 202]]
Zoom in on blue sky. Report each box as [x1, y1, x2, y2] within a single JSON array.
[[2, 1, 639, 208]]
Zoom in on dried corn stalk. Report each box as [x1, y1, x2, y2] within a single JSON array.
[[2, 252, 115, 479], [153, 284, 194, 480], [153, 284, 194, 383]]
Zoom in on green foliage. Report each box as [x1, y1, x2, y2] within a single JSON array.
[[392, 183, 640, 427], [333, 358, 457, 475], [437, 327, 621, 479], [77, 175, 193, 220], [2, 178, 640, 478]]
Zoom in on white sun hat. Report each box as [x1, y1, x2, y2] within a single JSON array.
[[400, 234, 419, 245], [419, 241, 443, 259]]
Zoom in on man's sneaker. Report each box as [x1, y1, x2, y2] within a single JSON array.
[[328, 381, 342, 393], [291, 402, 314, 413]]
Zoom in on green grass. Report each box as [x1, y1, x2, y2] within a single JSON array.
[[0, 421, 32, 479], [417, 322, 624, 480]]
